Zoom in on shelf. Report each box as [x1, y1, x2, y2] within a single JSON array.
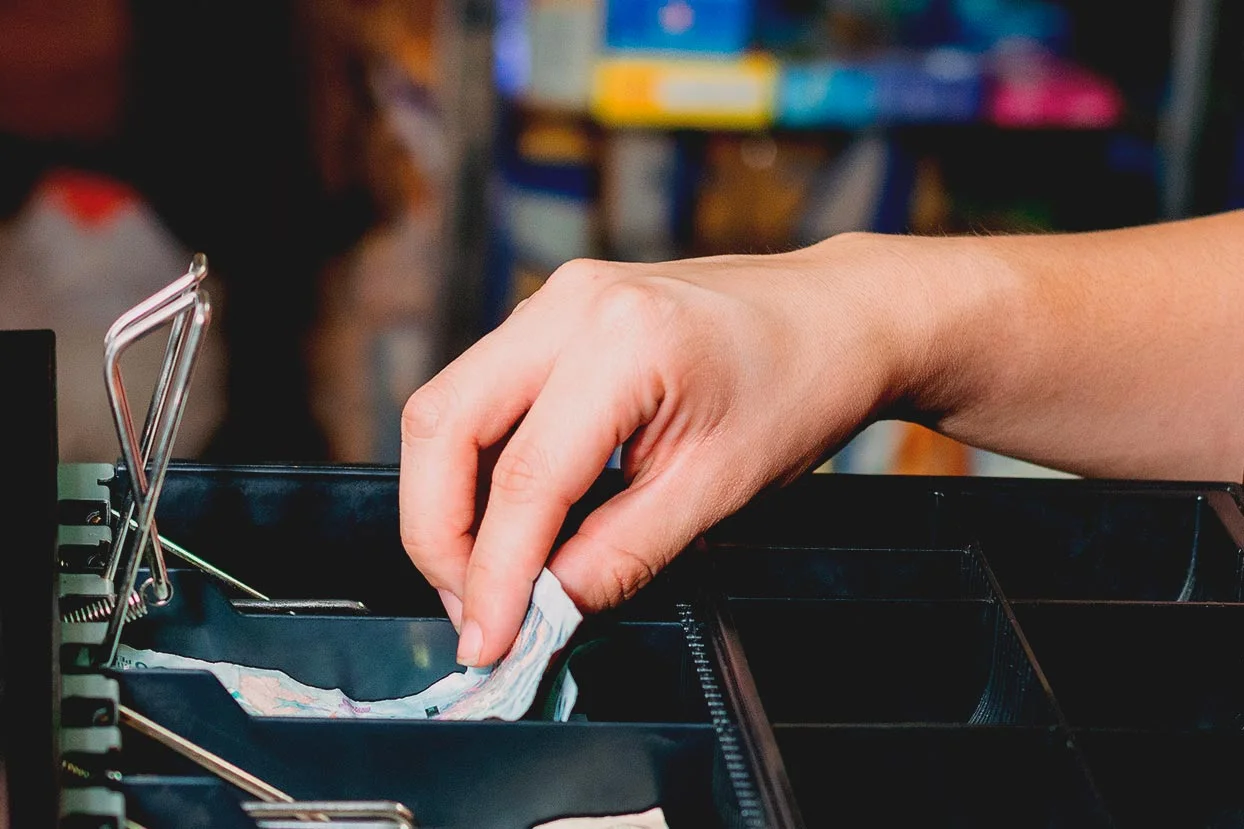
[[510, 49, 1124, 133]]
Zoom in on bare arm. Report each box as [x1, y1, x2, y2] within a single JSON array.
[[882, 209, 1244, 481], [400, 210, 1244, 666]]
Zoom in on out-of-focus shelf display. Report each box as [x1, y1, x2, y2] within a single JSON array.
[[485, 0, 1218, 477], [499, 0, 1123, 131], [587, 46, 1121, 131]]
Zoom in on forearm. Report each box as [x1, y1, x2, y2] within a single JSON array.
[[830, 211, 1244, 482]]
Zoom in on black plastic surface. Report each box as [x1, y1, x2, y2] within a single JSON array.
[[135, 464, 634, 618], [1013, 602, 1244, 730], [703, 475, 1244, 828], [728, 599, 1055, 726], [1075, 730, 1244, 827], [83, 463, 1244, 828], [118, 672, 733, 829], [949, 490, 1244, 601], [773, 726, 1110, 828], [0, 331, 61, 829], [711, 546, 990, 601], [122, 778, 256, 829]]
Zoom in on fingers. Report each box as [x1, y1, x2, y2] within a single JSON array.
[[457, 339, 660, 666], [399, 314, 559, 608], [437, 588, 464, 631], [547, 450, 750, 613]]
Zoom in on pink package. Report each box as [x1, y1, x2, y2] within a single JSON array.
[[988, 56, 1124, 128]]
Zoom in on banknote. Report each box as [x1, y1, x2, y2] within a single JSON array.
[[114, 644, 488, 719], [434, 567, 582, 720], [115, 568, 583, 722], [533, 807, 668, 828]]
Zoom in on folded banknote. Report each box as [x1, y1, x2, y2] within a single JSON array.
[[115, 568, 582, 722]]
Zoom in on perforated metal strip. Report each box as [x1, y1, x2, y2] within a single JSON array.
[[676, 603, 766, 829]]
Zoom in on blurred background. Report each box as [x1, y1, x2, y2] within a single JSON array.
[[0, 0, 1240, 476]]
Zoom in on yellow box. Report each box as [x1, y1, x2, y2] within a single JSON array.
[[590, 54, 779, 130]]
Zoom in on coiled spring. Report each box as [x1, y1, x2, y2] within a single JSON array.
[[62, 590, 148, 625]]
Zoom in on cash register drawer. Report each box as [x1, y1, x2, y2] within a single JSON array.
[[9, 331, 1244, 829]]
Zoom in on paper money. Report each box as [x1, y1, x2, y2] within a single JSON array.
[[533, 807, 668, 828], [115, 568, 582, 722], [434, 568, 582, 720], [550, 669, 579, 722], [114, 645, 489, 719]]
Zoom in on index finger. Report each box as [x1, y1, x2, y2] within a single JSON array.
[[457, 341, 658, 666], [398, 313, 556, 605]]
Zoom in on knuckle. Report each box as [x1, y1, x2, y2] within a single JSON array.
[[401, 379, 456, 442], [604, 546, 659, 606], [547, 257, 607, 287], [582, 534, 659, 607], [490, 443, 549, 504], [592, 280, 671, 335]]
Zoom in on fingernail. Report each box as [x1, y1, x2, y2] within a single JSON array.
[[438, 588, 463, 631], [457, 619, 483, 667]]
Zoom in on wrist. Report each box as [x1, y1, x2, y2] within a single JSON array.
[[805, 230, 1027, 426]]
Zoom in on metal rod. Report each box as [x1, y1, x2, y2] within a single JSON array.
[[244, 801, 416, 829], [105, 321, 190, 590], [109, 309, 190, 588], [104, 256, 206, 583], [119, 708, 419, 826], [109, 508, 270, 601], [129, 293, 210, 608], [230, 599, 368, 615], [134, 304, 199, 603], [118, 705, 296, 806], [102, 254, 207, 352], [103, 290, 211, 664], [102, 288, 199, 600], [103, 288, 199, 588]]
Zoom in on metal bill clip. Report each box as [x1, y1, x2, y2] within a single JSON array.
[[92, 255, 367, 664], [99, 255, 214, 665]]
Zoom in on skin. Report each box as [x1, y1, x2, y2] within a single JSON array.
[[400, 209, 1244, 667]]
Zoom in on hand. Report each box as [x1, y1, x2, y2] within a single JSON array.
[[400, 233, 931, 666]]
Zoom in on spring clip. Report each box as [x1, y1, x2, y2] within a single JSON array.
[[62, 588, 149, 625]]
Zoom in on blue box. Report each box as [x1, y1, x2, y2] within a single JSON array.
[[952, 0, 1071, 53], [605, 0, 753, 55], [776, 62, 880, 128], [776, 50, 983, 128], [873, 50, 984, 123]]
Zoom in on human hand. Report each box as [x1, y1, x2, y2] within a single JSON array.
[[400, 233, 935, 666]]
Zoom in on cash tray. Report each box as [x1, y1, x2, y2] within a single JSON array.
[[8, 330, 1244, 828]]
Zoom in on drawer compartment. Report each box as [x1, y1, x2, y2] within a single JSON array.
[[724, 599, 1055, 726], [773, 726, 1108, 828], [1012, 603, 1244, 730]]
